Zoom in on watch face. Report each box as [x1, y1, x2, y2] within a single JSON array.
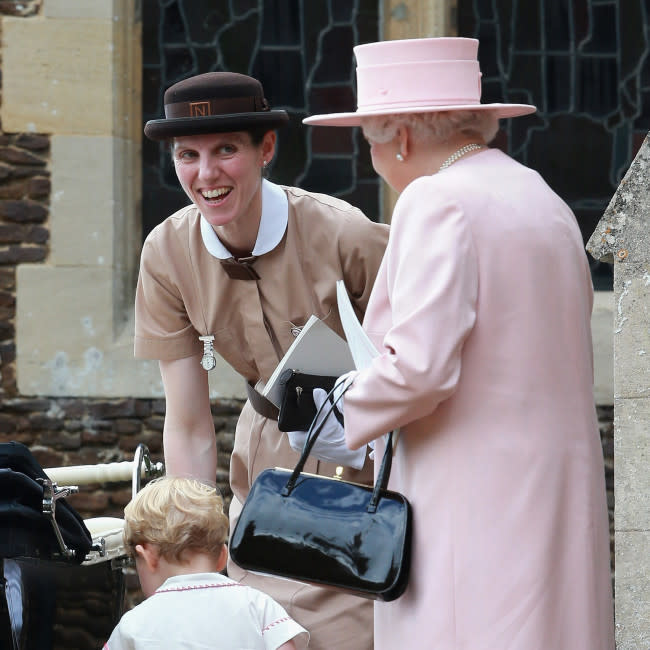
[[201, 354, 216, 371]]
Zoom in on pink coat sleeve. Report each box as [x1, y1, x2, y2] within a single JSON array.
[[344, 177, 478, 449]]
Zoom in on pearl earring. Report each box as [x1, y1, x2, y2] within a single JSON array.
[[263, 160, 269, 168], [396, 153, 404, 162]]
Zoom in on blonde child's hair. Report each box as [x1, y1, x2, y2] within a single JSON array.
[[123, 476, 229, 564]]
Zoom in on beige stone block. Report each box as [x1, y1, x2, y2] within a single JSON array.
[[613, 263, 650, 399], [592, 290, 613, 405], [614, 397, 650, 530], [17, 264, 115, 394], [16, 264, 245, 399], [50, 135, 116, 266], [615, 530, 650, 649], [2, 17, 114, 135], [44, 0, 116, 20]]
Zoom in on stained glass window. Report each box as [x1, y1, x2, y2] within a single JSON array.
[[142, 0, 380, 239], [458, 0, 649, 289]]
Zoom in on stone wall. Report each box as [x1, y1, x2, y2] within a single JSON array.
[[588, 133, 650, 648], [0, 395, 239, 512], [0, 132, 49, 374]]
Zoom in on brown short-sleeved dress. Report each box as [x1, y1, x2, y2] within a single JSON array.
[[135, 183, 390, 650]]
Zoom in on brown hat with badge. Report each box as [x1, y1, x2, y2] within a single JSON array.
[[144, 71, 289, 141]]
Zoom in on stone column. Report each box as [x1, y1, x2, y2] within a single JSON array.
[[587, 133, 650, 649]]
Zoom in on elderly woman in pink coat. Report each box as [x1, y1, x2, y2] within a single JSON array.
[[293, 37, 615, 649]]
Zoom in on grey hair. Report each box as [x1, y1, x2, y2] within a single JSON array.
[[361, 110, 500, 146]]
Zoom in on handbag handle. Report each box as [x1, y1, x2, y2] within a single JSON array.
[[282, 377, 396, 513]]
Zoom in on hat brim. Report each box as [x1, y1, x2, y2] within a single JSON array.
[[144, 111, 289, 141], [303, 103, 536, 127]]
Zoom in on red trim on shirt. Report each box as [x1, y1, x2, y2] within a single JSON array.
[[262, 616, 292, 635], [154, 582, 242, 595]]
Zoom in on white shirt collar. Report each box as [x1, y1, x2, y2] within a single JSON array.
[[200, 179, 288, 259], [156, 573, 234, 593]]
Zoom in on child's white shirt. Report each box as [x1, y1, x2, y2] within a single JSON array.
[[103, 572, 309, 649]]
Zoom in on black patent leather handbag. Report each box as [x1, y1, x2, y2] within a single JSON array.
[[229, 388, 412, 602]]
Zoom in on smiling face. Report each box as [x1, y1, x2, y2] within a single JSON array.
[[172, 130, 276, 251]]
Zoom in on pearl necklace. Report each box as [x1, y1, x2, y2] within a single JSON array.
[[438, 143, 484, 171]]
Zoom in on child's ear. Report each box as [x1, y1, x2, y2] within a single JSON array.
[[135, 543, 160, 571], [216, 544, 228, 572]]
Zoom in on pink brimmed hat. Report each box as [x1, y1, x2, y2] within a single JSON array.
[[303, 37, 536, 127]]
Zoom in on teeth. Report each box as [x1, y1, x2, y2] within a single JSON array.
[[202, 188, 230, 199]]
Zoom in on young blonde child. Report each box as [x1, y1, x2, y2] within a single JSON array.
[[103, 476, 308, 649]]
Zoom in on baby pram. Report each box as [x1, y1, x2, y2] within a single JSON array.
[[0, 441, 163, 650]]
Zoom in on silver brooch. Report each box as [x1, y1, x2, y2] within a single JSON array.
[[199, 335, 216, 371]]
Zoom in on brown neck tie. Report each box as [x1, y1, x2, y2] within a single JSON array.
[[220, 255, 260, 280]]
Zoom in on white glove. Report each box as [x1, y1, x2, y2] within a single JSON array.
[[329, 371, 355, 414], [287, 386, 366, 470]]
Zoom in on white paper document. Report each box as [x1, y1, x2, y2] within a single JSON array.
[[336, 282, 398, 449], [336, 280, 379, 370], [262, 314, 355, 407]]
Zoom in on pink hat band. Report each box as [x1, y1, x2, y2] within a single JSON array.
[[303, 37, 536, 127], [357, 60, 482, 112]]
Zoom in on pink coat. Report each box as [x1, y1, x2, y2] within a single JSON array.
[[343, 148, 614, 649]]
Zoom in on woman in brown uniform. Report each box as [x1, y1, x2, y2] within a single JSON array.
[[134, 72, 389, 649]]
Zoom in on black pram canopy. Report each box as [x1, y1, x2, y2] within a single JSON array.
[[0, 441, 92, 562]]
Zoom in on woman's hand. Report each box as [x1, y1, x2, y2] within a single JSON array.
[[287, 387, 366, 469]]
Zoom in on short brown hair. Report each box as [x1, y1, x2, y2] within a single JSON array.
[[123, 476, 229, 564]]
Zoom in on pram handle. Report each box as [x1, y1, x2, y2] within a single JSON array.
[[43, 443, 164, 498]]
